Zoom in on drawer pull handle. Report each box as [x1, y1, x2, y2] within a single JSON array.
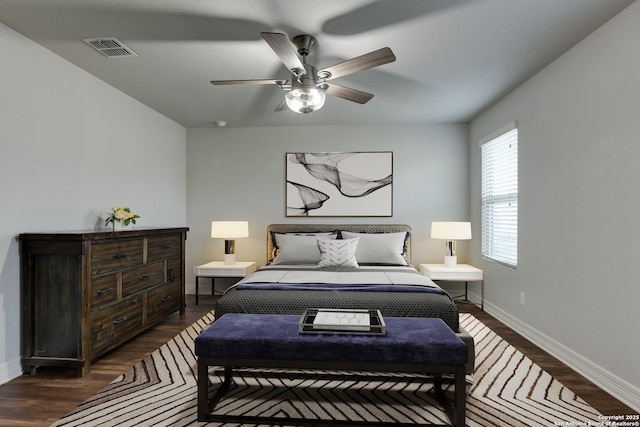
[[161, 296, 172, 303], [139, 275, 151, 281], [168, 269, 175, 282], [113, 316, 128, 325], [161, 245, 170, 250], [97, 287, 113, 295], [112, 253, 128, 259]]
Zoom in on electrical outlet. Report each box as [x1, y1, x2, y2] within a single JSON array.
[[520, 292, 526, 306]]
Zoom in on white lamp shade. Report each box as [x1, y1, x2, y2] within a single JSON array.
[[430, 222, 472, 240], [211, 221, 249, 239]]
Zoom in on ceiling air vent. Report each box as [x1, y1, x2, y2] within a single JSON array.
[[82, 37, 137, 58]]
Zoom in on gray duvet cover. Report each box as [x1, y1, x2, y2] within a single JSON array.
[[214, 266, 460, 332]]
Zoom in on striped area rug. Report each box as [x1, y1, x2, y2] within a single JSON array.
[[50, 312, 602, 427]]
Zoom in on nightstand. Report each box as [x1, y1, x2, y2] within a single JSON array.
[[419, 263, 484, 310], [194, 261, 256, 305]]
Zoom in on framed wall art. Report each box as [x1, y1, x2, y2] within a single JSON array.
[[286, 152, 393, 217]]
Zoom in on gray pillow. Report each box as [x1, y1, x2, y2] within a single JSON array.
[[340, 231, 408, 265], [318, 238, 360, 268], [272, 233, 337, 264]]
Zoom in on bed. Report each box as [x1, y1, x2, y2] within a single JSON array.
[[214, 224, 475, 372]]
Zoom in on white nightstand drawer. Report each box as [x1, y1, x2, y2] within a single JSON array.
[[195, 261, 257, 277], [419, 264, 483, 281]]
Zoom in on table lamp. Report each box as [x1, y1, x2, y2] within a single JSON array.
[[430, 222, 472, 267], [211, 221, 249, 265]]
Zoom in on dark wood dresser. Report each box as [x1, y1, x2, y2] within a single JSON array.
[[19, 227, 188, 376]]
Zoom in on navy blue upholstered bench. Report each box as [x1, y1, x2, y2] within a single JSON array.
[[195, 313, 467, 427]]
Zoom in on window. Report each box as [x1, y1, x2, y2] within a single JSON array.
[[480, 122, 518, 268]]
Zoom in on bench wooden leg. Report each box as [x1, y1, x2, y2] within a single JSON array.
[[197, 360, 209, 421], [431, 370, 466, 427], [224, 365, 232, 384], [454, 367, 466, 427], [198, 362, 235, 422], [433, 373, 443, 392]]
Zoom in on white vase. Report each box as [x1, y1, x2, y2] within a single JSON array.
[[113, 221, 131, 231]]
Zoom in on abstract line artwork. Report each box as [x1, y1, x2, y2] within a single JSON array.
[[286, 152, 393, 217]]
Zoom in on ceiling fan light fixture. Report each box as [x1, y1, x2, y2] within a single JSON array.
[[285, 87, 326, 114], [210, 32, 396, 114]]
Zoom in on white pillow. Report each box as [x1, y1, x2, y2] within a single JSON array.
[[272, 233, 337, 264], [340, 231, 408, 265], [318, 238, 360, 268]]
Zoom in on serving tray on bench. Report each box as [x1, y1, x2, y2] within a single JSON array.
[[299, 308, 386, 335]]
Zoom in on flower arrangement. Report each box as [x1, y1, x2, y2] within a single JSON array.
[[105, 207, 140, 231]]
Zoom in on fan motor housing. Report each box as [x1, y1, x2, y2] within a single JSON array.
[[292, 64, 321, 89], [292, 35, 316, 57]]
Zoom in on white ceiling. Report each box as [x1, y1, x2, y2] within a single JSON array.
[[1, 0, 634, 128]]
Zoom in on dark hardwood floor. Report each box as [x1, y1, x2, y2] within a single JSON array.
[[0, 296, 635, 427]]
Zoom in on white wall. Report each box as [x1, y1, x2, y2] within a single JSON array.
[[0, 23, 187, 383], [469, 2, 640, 411], [186, 124, 470, 291]]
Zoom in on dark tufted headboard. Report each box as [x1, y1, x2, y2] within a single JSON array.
[[266, 224, 411, 264]]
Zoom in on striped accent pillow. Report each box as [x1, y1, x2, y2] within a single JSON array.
[[318, 238, 360, 268]]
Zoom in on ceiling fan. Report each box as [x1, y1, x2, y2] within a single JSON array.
[[210, 32, 396, 114]]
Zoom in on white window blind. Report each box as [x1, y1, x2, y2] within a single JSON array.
[[480, 123, 518, 267]]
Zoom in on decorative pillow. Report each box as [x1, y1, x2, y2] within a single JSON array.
[[272, 233, 337, 264], [318, 238, 360, 268], [340, 231, 409, 265], [270, 232, 337, 257]]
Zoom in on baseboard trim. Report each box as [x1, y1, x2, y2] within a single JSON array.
[[186, 283, 199, 295], [187, 280, 238, 297], [480, 296, 640, 413], [186, 283, 218, 296], [0, 357, 23, 386]]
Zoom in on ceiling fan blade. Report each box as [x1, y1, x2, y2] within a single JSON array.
[[275, 98, 288, 112], [323, 83, 374, 104], [261, 32, 305, 75], [322, 1, 462, 36], [210, 79, 286, 86], [318, 47, 396, 80]]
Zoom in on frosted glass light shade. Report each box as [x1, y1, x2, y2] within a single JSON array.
[[285, 87, 325, 114]]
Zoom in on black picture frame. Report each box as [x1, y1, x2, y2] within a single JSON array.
[[286, 152, 393, 217]]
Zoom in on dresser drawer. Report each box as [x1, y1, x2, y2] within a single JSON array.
[[146, 282, 182, 325], [147, 234, 182, 262], [91, 240, 144, 275], [90, 295, 143, 359], [90, 273, 118, 310], [122, 261, 165, 297]]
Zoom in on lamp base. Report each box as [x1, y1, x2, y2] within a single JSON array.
[[224, 253, 236, 265], [444, 256, 457, 267]]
